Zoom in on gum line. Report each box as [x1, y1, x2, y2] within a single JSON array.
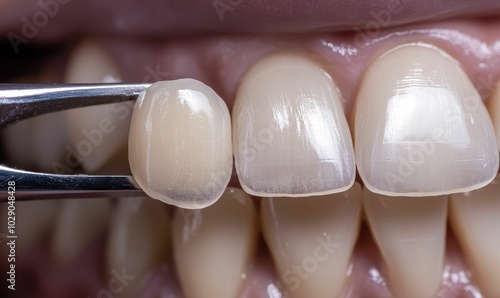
[[101, 19, 500, 116]]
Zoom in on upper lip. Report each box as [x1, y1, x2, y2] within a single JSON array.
[[1, 0, 500, 41]]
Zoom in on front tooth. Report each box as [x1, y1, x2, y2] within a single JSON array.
[[363, 189, 447, 298], [354, 43, 498, 196], [261, 183, 362, 298], [128, 79, 232, 209], [106, 197, 171, 296], [232, 53, 355, 197], [449, 174, 500, 297], [172, 187, 257, 298], [63, 39, 132, 173], [51, 198, 112, 266]]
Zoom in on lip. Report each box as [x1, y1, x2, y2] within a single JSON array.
[[1, 0, 500, 41]]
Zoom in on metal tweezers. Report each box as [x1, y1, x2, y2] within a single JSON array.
[[0, 83, 152, 202]]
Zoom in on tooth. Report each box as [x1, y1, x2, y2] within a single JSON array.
[[232, 53, 355, 197], [106, 197, 171, 296], [488, 83, 500, 151], [2, 71, 68, 172], [172, 187, 257, 298], [129, 79, 232, 209], [363, 188, 447, 298], [3, 113, 69, 172], [63, 39, 132, 173], [51, 198, 112, 266], [261, 182, 362, 298], [449, 174, 500, 297], [354, 43, 498, 196]]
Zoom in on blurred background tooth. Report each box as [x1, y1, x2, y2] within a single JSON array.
[[129, 79, 232, 209], [63, 39, 131, 173], [106, 197, 171, 296], [354, 43, 498, 196], [363, 189, 447, 298], [232, 53, 355, 197], [487, 83, 500, 151], [3, 113, 68, 172], [51, 198, 112, 266], [261, 183, 362, 298], [172, 187, 257, 298], [449, 174, 500, 297], [2, 75, 69, 172]]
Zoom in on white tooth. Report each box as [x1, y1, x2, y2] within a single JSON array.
[[63, 39, 132, 173], [129, 79, 232, 209], [354, 43, 499, 196], [261, 183, 362, 298], [0, 200, 57, 254], [106, 197, 171, 296], [51, 198, 112, 265], [488, 83, 500, 151], [449, 174, 500, 297], [232, 53, 355, 197], [363, 189, 447, 298], [172, 187, 258, 298]]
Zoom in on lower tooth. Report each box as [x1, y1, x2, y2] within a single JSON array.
[[172, 187, 257, 298], [449, 174, 500, 297], [128, 79, 232, 209], [51, 198, 112, 266], [106, 197, 171, 296], [363, 189, 447, 298], [261, 183, 362, 298]]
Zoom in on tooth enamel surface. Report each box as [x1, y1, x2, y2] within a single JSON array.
[[129, 79, 232, 209], [106, 197, 171, 296], [261, 183, 362, 298], [354, 43, 499, 196], [488, 83, 500, 151], [363, 188, 447, 298], [63, 40, 132, 173], [172, 187, 257, 298], [51, 198, 112, 265], [449, 174, 500, 297], [232, 53, 355, 197]]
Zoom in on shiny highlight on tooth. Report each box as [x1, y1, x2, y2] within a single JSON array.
[[353, 43, 499, 196], [129, 79, 232, 209], [233, 53, 355, 197]]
